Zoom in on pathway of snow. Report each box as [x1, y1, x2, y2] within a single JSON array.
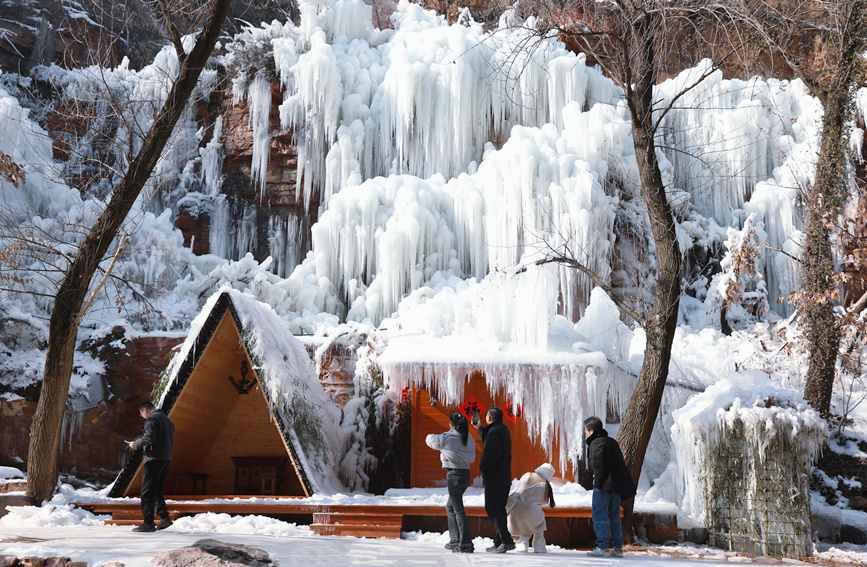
[[0, 524, 757, 567], [2, 522, 866, 567]]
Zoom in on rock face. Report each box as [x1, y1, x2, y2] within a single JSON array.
[[152, 539, 271, 567], [0, 557, 86, 567], [0, 335, 183, 479], [307, 344, 357, 408]]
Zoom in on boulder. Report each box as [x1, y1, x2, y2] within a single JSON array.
[[812, 510, 842, 541], [849, 495, 867, 511], [840, 524, 867, 545], [152, 539, 271, 567]]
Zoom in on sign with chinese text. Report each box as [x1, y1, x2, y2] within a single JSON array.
[[460, 396, 486, 426], [504, 400, 523, 424]]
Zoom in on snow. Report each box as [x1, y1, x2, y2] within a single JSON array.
[[1, 0, 867, 555], [0, 466, 23, 479], [0, 498, 865, 566], [0, 523, 753, 567]]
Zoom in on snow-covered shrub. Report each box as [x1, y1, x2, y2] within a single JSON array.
[[672, 372, 827, 557], [336, 329, 407, 492], [705, 213, 771, 332]]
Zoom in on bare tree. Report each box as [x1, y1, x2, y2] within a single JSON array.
[[517, 0, 749, 539], [25, 0, 232, 503], [739, 0, 866, 420]]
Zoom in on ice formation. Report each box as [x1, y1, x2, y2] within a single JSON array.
[[671, 371, 827, 529], [1, 0, 864, 501]]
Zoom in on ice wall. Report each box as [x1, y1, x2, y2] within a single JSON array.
[[231, 2, 829, 323], [656, 64, 820, 314], [240, 0, 616, 212]]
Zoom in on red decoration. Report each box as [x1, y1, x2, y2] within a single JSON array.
[[504, 400, 523, 423], [401, 387, 409, 400], [460, 396, 486, 426]]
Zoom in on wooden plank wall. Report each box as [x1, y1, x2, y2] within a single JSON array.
[[411, 371, 574, 488]]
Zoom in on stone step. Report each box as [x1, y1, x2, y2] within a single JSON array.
[[312, 512, 403, 526], [310, 523, 401, 538]]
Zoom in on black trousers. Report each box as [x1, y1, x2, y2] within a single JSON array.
[[483, 481, 512, 546], [140, 459, 171, 524]]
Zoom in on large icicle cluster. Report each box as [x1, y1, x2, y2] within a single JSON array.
[[236, 0, 615, 211], [379, 287, 640, 471], [282, 100, 625, 328], [657, 63, 821, 312]]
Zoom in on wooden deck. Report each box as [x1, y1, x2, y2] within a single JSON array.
[[76, 496, 595, 539]]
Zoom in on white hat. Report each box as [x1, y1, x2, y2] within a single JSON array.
[[535, 463, 555, 482]]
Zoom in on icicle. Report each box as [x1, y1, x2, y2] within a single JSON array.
[[248, 75, 273, 198], [210, 194, 232, 258], [200, 115, 224, 195]]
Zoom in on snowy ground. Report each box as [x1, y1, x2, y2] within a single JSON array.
[[1, 521, 866, 567], [1, 486, 866, 567], [2, 469, 867, 566]]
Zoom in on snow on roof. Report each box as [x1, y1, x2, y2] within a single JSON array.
[[159, 286, 345, 494], [671, 371, 828, 524], [379, 287, 641, 473]]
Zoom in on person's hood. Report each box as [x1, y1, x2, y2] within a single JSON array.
[[534, 463, 555, 482]]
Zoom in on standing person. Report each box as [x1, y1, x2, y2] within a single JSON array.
[[477, 406, 515, 553], [507, 463, 557, 553], [583, 416, 636, 558], [127, 401, 175, 533], [426, 412, 476, 553]]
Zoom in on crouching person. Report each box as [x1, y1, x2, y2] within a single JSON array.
[[507, 463, 556, 553]]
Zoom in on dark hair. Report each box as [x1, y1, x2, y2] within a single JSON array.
[[583, 416, 603, 433], [139, 401, 156, 411], [488, 406, 504, 422], [546, 483, 557, 508], [450, 413, 469, 445]]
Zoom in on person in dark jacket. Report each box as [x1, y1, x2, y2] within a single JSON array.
[[476, 406, 515, 553], [583, 416, 636, 558], [127, 401, 175, 533]]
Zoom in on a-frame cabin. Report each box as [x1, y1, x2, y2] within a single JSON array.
[[109, 291, 328, 499]]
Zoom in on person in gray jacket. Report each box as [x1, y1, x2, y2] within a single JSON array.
[[127, 401, 175, 533], [426, 412, 476, 553]]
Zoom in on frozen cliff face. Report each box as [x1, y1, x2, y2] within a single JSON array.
[[220, 0, 826, 331]]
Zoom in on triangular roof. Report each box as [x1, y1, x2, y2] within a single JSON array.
[[109, 289, 343, 498]]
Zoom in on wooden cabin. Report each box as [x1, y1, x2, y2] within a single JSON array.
[[109, 292, 315, 499], [409, 370, 576, 487]]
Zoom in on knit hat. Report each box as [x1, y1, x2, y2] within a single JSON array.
[[535, 463, 555, 482]]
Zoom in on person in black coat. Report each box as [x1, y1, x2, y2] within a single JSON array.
[[583, 416, 636, 558], [476, 406, 515, 553], [127, 401, 175, 533]]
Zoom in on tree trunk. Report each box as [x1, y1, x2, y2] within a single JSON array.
[[26, 0, 232, 503], [615, 15, 682, 543], [800, 0, 866, 420], [802, 91, 849, 420]]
